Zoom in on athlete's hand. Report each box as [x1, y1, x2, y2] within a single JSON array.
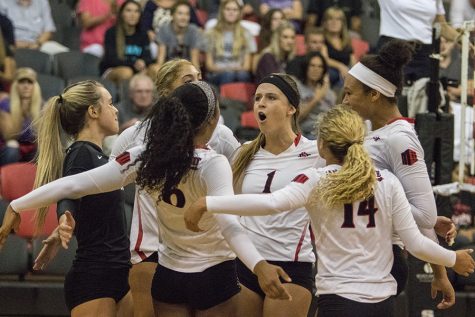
[[453, 249, 475, 276], [0, 205, 21, 250], [33, 227, 61, 270], [184, 197, 207, 232], [58, 211, 75, 249], [431, 273, 455, 309], [253, 260, 292, 301], [434, 216, 457, 245]]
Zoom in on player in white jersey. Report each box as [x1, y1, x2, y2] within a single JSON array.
[[183, 105, 475, 317], [231, 73, 325, 317], [108, 59, 239, 317], [0, 81, 290, 316], [342, 39, 457, 308]]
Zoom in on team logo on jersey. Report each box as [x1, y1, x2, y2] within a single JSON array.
[[191, 157, 202, 170], [298, 151, 311, 157], [292, 174, 309, 184], [116, 152, 131, 165], [372, 136, 381, 142], [376, 170, 383, 181], [401, 149, 417, 166]]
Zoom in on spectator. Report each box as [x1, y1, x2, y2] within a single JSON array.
[[205, 0, 256, 86], [205, 0, 259, 22], [0, 68, 42, 166], [257, 8, 286, 52], [254, 21, 296, 83], [321, 6, 355, 87], [450, 0, 475, 29], [0, 0, 68, 55], [296, 52, 336, 139], [100, 0, 155, 85], [117, 73, 154, 131], [259, 0, 303, 32], [156, 0, 204, 70], [77, 0, 124, 58], [306, 0, 362, 36], [0, 13, 15, 97]]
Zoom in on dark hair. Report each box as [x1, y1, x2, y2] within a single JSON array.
[[258, 8, 284, 52], [135, 82, 213, 202], [171, 0, 191, 15], [359, 39, 414, 101], [301, 52, 327, 85]]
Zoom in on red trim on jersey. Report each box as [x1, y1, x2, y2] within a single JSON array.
[[309, 224, 315, 243], [294, 133, 302, 146], [294, 222, 309, 261], [133, 196, 147, 261], [292, 174, 309, 184], [386, 117, 415, 125], [116, 152, 131, 165]]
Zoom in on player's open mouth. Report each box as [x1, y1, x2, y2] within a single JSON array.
[[258, 112, 267, 122]]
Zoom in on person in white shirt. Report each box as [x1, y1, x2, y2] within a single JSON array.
[[0, 81, 290, 316], [343, 39, 458, 308], [231, 73, 325, 317], [183, 104, 475, 317]]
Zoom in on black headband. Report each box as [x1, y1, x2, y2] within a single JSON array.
[[259, 74, 299, 108]]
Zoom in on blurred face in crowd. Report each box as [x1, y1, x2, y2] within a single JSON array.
[[122, 2, 141, 27], [222, 1, 241, 24], [173, 4, 191, 29], [271, 10, 285, 31], [131, 78, 154, 109], [324, 10, 345, 34], [307, 55, 325, 83], [439, 37, 454, 58], [279, 27, 296, 53], [307, 33, 325, 53], [17, 78, 35, 99]]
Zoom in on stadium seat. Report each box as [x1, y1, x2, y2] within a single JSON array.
[[351, 38, 370, 62], [31, 236, 77, 275], [220, 82, 256, 110], [295, 34, 306, 56], [240, 110, 259, 129], [14, 49, 52, 75], [0, 234, 29, 276], [68, 76, 119, 103], [37, 74, 65, 101], [53, 51, 101, 82], [0, 163, 57, 238]]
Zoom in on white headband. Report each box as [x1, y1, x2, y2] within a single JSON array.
[[348, 62, 397, 97]]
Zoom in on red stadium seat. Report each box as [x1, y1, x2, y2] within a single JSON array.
[[240, 111, 259, 128], [295, 34, 306, 56], [0, 162, 57, 238], [196, 9, 208, 26], [220, 82, 257, 110], [351, 38, 370, 62]]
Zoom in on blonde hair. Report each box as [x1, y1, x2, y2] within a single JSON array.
[[207, 0, 248, 58], [232, 73, 300, 183], [154, 58, 195, 97], [309, 105, 376, 207], [9, 77, 42, 138], [34, 81, 104, 231], [322, 6, 351, 49], [261, 20, 296, 64]]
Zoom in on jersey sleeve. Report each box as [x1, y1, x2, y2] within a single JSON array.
[[110, 123, 142, 159], [201, 155, 265, 271], [206, 168, 318, 216], [385, 133, 438, 232], [389, 174, 456, 267], [11, 146, 143, 212]]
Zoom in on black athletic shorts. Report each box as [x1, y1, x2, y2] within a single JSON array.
[[64, 266, 130, 311], [142, 251, 158, 263], [236, 258, 314, 298], [151, 260, 240, 310], [391, 245, 408, 296], [317, 294, 394, 317]]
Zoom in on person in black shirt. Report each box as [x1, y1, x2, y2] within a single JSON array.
[[31, 80, 132, 316]]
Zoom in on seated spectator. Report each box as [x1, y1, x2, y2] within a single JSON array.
[[286, 27, 328, 79], [0, 0, 68, 55], [257, 8, 285, 52], [156, 0, 204, 70], [118, 73, 154, 131], [142, 0, 200, 45], [259, 0, 303, 32], [296, 52, 336, 139], [321, 6, 355, 87], [0, 68, 42, 166], [77, 0, 124, 58], [100, 0, 156, 85], [439, 37, 474, 102], [205, 0, 259, 21], [306, 0, 362, 37], [0, 13, 15, 98], [205, 0, 256, 86], [254, 21, 295, 83]]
